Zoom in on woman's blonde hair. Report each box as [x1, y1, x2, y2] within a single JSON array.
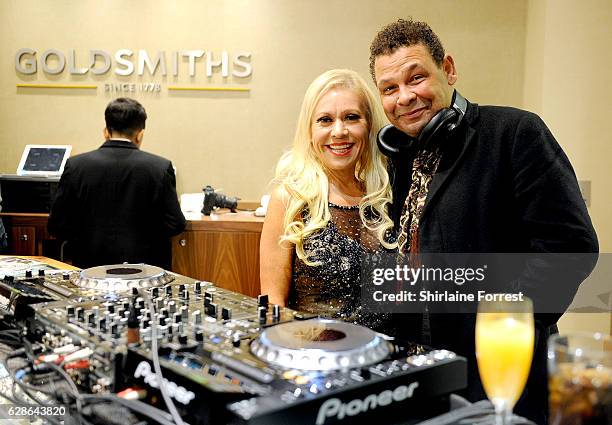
[[274, 69, 394, 264]]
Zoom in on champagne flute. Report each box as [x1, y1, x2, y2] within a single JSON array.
[[476, 297, 534, 425]]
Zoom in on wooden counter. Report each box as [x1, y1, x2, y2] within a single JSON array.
[[0, 212, 53, 256], [172, 210, 264, 298]]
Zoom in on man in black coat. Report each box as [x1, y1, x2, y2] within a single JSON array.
[[48, 98, 186, 270], [369, 19, 598, 423]]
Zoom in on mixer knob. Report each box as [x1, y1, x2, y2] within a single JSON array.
[[122, 301, 130, 311], [62, 272, 70, 280], [67, 306, 75, 317], [257, 295, 269, 310], [258, 306, 267, 324], [195, 330, 204, 342], [155, 298, 164, 311], [98, 318, 106, 331], [25, 270, 33, 278], [221, 307, 232, 320], [131, 287, 139, 296], [272, 304, 281, 321], [151, 287, 159, 298], [168, 301, 177, 314], [204, 291, 213, 302], [194, 281, 202, 294], [4, 275, 14, 283], [178, 334, 188, 345], [193, 310, 202, 325], [38, 269, 45, 277], [206, 303, 217, 318], [180, 306, 189, 321], [91, 306, 99, 318], [173, 312, 182, 324], [76, 307, 84, 321], [232, 335, 241, 348], [107, 304, 115, 314], [165, 285, 173, 297]]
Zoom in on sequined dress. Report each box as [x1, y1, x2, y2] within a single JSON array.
[[288, 203, 390, 330]]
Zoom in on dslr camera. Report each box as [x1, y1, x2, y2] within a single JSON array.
[[201, 185, 239, 215]]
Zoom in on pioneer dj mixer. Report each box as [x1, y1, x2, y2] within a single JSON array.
[[1, 262, 467, 424]]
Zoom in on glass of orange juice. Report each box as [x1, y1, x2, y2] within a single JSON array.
[[476, 297, 534, 425]]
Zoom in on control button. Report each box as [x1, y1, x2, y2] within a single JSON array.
[[293, 312, 317, 320], [257, 294, 269, 310], [206, 303, 218, 318], [258, 307, 267, 324], [221, 307, 232, 320], [168, 301, 177, 314], [349, 371, 365, 382], [272, 304, 281, 321], [294, 375, 310, 386], [368, 367, 387, 377]]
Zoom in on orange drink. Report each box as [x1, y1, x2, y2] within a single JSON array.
[[476, 298, 534, 425], [476, 314, 534, 406]]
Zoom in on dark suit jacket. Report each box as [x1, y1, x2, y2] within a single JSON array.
[[48, 140, 186, 269], [387, 101, 598, 424]]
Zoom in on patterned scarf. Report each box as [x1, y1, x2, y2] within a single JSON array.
[[397, 148, 442, 255]]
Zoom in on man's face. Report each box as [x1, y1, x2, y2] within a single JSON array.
[[374, 44, 457, 138]]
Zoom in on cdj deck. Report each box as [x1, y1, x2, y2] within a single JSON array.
[[0, 261, 467, 425]]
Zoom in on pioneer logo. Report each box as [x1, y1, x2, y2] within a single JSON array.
[[315, 382, 419, 425], [134, 361, 195, 405]]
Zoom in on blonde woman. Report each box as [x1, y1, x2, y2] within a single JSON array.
[[260, 69, 394, 326]]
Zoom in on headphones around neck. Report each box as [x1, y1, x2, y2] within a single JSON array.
[[377, 90, 467, 158]]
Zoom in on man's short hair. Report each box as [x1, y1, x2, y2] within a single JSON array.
[[369, 18, 446, 81], [105, 97, 147, 137]]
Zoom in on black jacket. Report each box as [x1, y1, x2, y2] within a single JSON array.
[[48, 140, 186, 269], [387, 101, 598, 424]]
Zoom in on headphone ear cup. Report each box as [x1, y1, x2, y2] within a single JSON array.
[[417, 108, 458, 147], [377, 124, 416, 158]]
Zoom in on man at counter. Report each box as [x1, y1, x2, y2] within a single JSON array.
[[48, 97, 186, 269], [368, 18, 598, 423]]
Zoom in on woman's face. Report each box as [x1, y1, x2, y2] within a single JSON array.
[[311, 87, 369, 174]]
